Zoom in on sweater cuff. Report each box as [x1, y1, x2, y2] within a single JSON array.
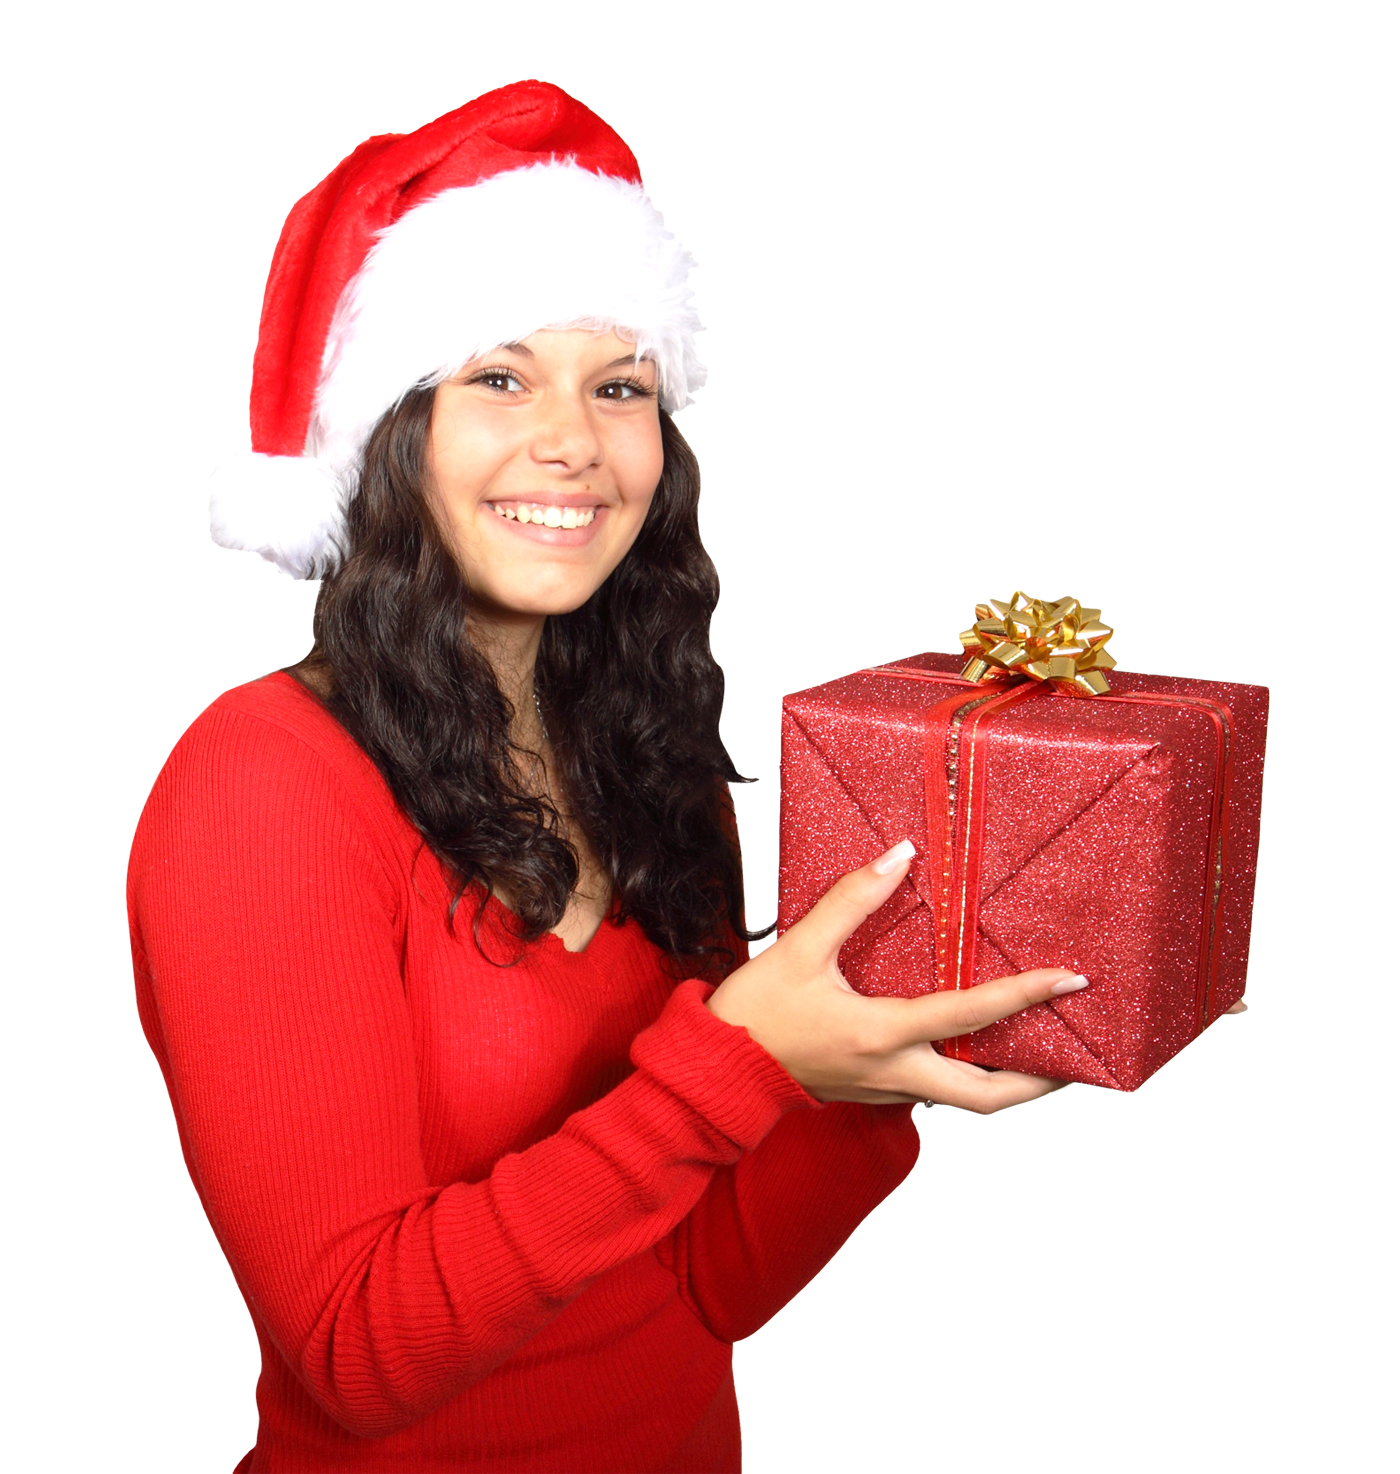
[[629, 978, 819, 1152]]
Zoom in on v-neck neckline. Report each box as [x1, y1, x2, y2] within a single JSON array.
[[486, 892, 619, 958]]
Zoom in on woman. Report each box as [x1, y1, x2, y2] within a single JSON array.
[[128, 82, 1082, 1472]]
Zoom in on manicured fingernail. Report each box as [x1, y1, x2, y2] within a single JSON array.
[[873, 839, 916, 874], [1050, 973, 1090, 995]]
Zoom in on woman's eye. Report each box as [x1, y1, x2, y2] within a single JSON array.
[[476, 370, 526, 394], [596, 381, 640, 400]]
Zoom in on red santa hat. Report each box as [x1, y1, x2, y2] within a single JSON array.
[[210, 80, 703, 578]]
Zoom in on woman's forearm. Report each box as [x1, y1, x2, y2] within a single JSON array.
[[657, 1100, 919, 1343]]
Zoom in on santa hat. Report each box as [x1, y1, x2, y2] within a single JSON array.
[[210, 80, 703, 579]]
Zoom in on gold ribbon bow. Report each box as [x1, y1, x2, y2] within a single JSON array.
[[959, 592, 1116, 695]]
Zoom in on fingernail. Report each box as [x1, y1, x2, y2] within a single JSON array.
[[1050, 973, 1090, 995], [872, 839, 917, 874]]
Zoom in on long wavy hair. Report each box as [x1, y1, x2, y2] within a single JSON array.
[[293, 385, 762, 971]]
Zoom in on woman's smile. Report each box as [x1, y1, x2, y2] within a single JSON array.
[[485, 496, 603, 541]]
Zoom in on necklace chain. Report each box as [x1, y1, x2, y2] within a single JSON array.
[[532, 685, 550, 746]]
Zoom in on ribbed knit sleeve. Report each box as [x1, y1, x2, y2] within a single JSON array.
[[128, 704, 815, 1440], [639, 783, 922, 1345], [644, 785, 922, 1345], [658, 1102, 920, 1343]]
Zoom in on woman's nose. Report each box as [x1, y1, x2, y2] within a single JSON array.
[[529, 393, 603, 473]]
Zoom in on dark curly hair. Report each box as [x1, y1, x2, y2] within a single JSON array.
[[291, 385, 764, 972]]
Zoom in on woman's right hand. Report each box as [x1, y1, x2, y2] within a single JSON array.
[[706, 840, 1089, 1113]]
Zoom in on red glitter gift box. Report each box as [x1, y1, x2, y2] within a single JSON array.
[[777, 639, 1268, 1091]]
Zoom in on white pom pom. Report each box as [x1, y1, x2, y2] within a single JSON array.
[[209, 453, 346, 579]]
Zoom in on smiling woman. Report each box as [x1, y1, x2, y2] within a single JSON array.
[[128, 80, 1074, 1474]]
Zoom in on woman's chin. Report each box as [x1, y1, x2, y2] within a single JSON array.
[[458, 512, 644, 622], [468, 578, 606, 623]]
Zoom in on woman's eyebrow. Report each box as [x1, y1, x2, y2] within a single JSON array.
[[605, 354, 651, 369]]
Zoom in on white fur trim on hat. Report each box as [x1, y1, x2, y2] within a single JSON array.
[[210, 453, 345, 579], [311, 161, 703, 476]]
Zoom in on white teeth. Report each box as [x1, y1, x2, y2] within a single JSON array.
[[492, 503, 596, 526]]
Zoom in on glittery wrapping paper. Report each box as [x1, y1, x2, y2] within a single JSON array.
[[777, 652, 1269, 1090]]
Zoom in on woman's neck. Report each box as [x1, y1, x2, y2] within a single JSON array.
[[468, 611, 547, 746]]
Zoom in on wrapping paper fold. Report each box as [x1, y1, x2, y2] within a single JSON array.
[[777, 652, 1268, 1090]]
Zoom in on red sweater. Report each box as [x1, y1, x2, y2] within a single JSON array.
[[128, 673, 919, 1472]]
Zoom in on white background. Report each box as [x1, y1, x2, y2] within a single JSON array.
[[4, 3, 1395, 1470]]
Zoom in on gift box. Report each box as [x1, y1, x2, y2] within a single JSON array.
[[777, 599, 1268, 1090]]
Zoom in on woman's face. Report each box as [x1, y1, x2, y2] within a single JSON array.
[[427, 328, 664, 622]]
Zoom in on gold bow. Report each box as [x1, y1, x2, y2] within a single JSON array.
[[959, 592, 1116, 695]]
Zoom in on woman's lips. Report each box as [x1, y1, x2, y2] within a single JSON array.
[[485, 499, 606, 545]]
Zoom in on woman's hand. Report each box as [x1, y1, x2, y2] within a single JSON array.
[[707, 840, 1089, 1114]]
